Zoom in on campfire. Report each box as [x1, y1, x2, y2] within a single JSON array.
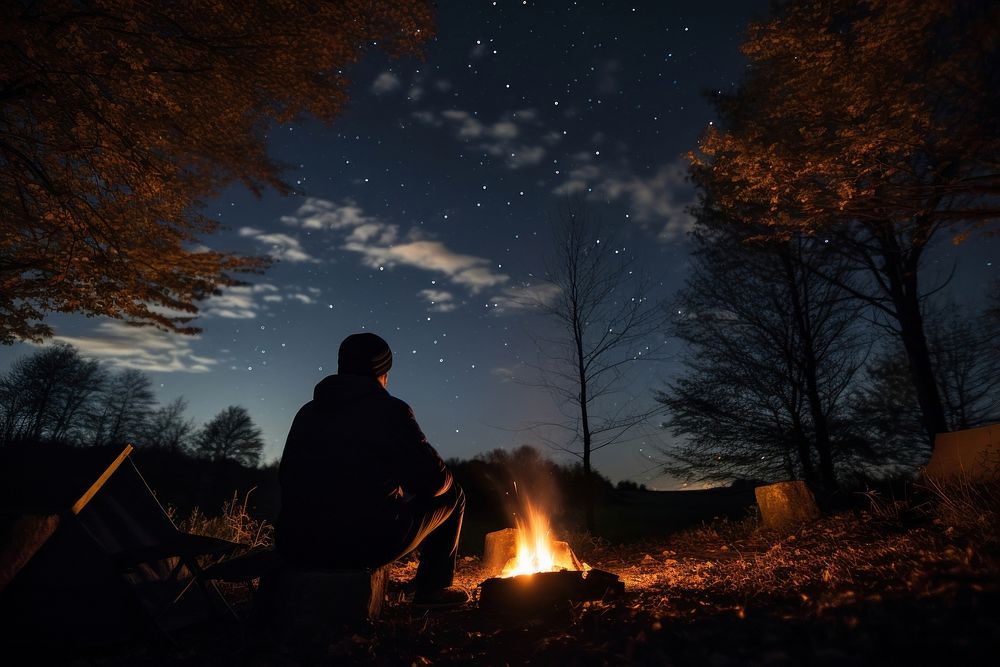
[[478, 498, 624, 613]]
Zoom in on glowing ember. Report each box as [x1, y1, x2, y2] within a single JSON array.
[[499, 500, 587, 577]]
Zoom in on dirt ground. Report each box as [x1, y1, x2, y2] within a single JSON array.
[[57, 508, 999, 666], [364, 511, 998, 666]]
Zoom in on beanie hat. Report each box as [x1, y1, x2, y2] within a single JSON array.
[[338, 333, 393, 378]]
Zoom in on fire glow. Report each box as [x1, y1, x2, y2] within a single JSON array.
[[478, 499, 623, 614], [500, 499, 587, 577]]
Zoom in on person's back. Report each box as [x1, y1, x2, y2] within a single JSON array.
[[275, 333, 468, 607], [277, 372, 451, 566]]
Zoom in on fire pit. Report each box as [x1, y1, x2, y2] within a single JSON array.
[[476, 499, 625, 614], [479, 568, 624, 614]]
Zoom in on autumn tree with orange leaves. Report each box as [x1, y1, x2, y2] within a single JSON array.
[[690, 0, 999, 445], [0, 0, 434, 344]]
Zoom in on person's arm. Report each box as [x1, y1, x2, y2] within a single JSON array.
[[395, 401, 452, 498]]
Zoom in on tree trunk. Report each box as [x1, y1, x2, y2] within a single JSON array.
[[874, 224, 948, 445], [582, 440, 595, 534], [575, 306, 596, 534], [789, 413, 817, 487], [897, 306, 949, 443], [580, 357, 596, 534], [781, 251, 838, 493]]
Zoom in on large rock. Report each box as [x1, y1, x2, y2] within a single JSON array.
[[754, 480, 820, 531], [925, 423, 1000, 482], [257, 566, 388, 645]]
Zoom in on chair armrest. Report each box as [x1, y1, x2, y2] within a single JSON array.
[[201, 548, 283, 582], [113, 531, 241, 569]]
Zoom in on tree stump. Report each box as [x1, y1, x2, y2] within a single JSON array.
[[257, 566, 388, 645], [483, 528, 517, 577], [754, 480, 820, 531], [925, 423, 1000, 482]]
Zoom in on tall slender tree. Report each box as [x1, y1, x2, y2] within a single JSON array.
[[524, 203, 666, 531]]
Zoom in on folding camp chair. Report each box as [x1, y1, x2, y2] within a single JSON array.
[[0, 444, 244, 647], [69, 445, 244, 635]]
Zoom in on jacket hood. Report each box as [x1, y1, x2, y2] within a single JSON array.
[[313, 373, 387, 403]]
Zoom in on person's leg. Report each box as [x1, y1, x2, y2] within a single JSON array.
[[412, 483, 465, 593], [388, 483, 465, 594]]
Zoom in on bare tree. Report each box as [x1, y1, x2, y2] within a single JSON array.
[[141, 397, 196, 453], [928, 302, 1000, 430], [192, 405, 264, 467], [88, 369, 155, 448], [522, 203, 667, 532], [657, 212, 869, 492], [845, 346, 932, 475], [848, 299, 1000, 470], [0, 344, 106, 446]]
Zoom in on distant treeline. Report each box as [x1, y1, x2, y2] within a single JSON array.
[[0, 344, 652, 533], [0, 343, 265, 465]]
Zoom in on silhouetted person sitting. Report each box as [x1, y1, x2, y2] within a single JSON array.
[[276, 332, 468, 607]]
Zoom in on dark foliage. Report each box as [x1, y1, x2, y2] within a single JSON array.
[[0, 0, 434, 342]]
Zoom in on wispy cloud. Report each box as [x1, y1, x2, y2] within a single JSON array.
[[371, 71, 401, 95], [52, 322, 217, 373], [418, 289, 458, 313], [441, 109, 484, 138], [239, 227, 316, 263], [346, 222, 398, 245], [259, 290, 315, 305], [344, 239, 509, 293], [289, 293, 315, 305], [281, 197, 375, 230], [372, 71, 451, 103], [281, 198, 511, 303], [554, 161, 696, 241], [201, 283, 281, 320], [486, 283, 562, 314], [490, 365, 525, 383], [411, 108, 552, 169], [411, 92, 694, 242]]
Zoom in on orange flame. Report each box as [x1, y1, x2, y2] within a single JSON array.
[[500, 499, 587, 577]]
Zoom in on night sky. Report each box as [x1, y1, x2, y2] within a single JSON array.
[[2, 1, 996, 488]]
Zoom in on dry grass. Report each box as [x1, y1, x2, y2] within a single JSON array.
[[170, 488, 274, 549], [922, 473, 1000, 552]]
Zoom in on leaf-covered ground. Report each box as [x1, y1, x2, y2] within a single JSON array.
[[61, 508, 999, 666], [232, 509, 998, 666]]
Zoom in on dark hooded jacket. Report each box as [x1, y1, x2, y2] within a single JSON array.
[[276, 373, 452, 560]]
